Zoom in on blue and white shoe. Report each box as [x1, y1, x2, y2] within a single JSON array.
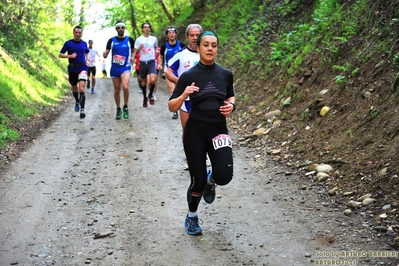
[[184, 214, 202, 235], [74, 103, 80, 112], [80, 109, 86, 119], [203, 170, 216, 204]]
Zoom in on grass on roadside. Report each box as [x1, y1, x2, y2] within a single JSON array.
[[0, 43, 69, 147]]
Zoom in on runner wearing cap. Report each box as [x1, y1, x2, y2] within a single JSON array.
[[159, 26, 185, 119]]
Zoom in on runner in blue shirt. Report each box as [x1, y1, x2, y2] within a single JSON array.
[[103, 21, 135, 120], [159, 26, 185, 119], [59, 25, 90, 119]]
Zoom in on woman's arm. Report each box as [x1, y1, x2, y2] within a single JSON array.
[[168, 81, 198, 112]]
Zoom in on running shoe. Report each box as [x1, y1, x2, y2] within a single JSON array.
[[116, 108, 122, 120], [172, 112, 178, 119], [143, 98, 148, 108], [203, 170, 216, 204], [123, 106, 129, 119], [75, 103, 80, 112], [87, 80, 90, 89], [149, 97, 155, 105], [184, 214, 202, 235], [91, 89, 94, 94], [80, 109, 86, 119]]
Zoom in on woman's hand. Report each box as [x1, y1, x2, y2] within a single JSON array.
[[183, 82, 199, 98], [168, 82, 198, 112], [220, 101, 235, 117]]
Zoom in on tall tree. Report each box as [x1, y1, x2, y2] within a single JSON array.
[[129, 0, 139, 38], [159, 0, 174, 23]]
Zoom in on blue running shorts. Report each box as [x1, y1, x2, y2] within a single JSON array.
[[180, 99, 191, 113], [110, 66, 131, 78]]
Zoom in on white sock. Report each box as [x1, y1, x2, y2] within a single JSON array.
[[188, 211, 198, 218]]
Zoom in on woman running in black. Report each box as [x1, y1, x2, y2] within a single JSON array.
[[168, 31, 236, 235]]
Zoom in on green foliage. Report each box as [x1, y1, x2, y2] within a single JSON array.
[[0, 18, 70, 148], [200, 0, 263, 67], [393, 53, 399, 67], [333, 75, 346, 84], [174, 6, 195, 25], [332, 63, 360, 85], [347, 130, 354, 139], [276, 0, 300, 17], [0, 113, 19, 147], [0, 42, 69, 124], [103, 0, 192, 37], [370, 110, 378, 118], [268, 0, 347, 74]]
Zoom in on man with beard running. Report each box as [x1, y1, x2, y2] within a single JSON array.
[[103, 21, 135, 120]]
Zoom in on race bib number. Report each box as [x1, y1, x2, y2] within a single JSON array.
[[112, 54, 126, 65], [212, 134, 232, 150], [78, 71, 88, 80], [141, 47, 152, 57]]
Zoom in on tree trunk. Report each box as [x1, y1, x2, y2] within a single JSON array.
[[129, 0, 139, 39], [159, 0, 174, 23]]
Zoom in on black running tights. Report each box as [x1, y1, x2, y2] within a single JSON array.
[[183, 118, 234, 212]]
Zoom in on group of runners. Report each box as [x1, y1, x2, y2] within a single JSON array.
[[59, 21, 235, 236]]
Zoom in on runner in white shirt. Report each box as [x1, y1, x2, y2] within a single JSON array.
[[134, 22, 161, 107], [165, 24, 203, 130], [101, 60, 107, 78], [87, 40, 100, 93]]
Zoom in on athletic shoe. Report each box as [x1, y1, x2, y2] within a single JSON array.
[[116, 108, 122, 120], [75, 103, 80, 112], [149, 97, 155, 105], [87, 80, 90, 89], [80, 109, 86, 119], [203, 170, 216, 204], [184, 214, 202, 235], [91, 89, 94, 94], [153, 93, 157, 101], [123, 106, 129, 119], [172, 112, 178, 119], [143, 98, 148, 108]]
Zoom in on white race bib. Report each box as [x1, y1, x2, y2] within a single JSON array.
[[112, 55, 126, 65], [78, 70, 88, 80], [212, 134, 232, 150]]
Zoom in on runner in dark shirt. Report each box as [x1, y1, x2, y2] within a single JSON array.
[[59, 25, 90, 119], [168, 31, 236, 236]]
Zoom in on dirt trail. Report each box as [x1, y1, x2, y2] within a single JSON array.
[[0, 78, 396, 266]]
